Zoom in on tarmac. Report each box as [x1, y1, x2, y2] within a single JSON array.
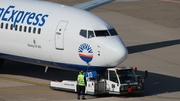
[[0, 0, 180, 101]]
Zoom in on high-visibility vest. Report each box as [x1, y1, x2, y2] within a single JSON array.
[[77, 74, 85, 86]]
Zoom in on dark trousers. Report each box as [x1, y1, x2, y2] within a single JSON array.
[[77, 85, 85, 99]]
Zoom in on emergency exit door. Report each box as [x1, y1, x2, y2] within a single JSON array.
[[55, 21, 68, 50]]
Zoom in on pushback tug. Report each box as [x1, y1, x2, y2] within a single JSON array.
[[50, 67, 147, 95]]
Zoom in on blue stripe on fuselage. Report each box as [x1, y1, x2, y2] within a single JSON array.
[[0, 53, 106, 71]]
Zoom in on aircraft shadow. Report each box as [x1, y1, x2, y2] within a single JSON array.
[[0, 61, 180, 97], [127, 39, 180, 54], [0, 60, 79, 80], [132, 71, 180, 97]]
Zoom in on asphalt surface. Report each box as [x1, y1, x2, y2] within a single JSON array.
[[0, 0, 180, 101]]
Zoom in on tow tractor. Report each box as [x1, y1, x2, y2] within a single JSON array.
[[50, 67, 147, 95]]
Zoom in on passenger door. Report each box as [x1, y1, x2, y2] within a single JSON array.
[[55, 21, 68, 50]]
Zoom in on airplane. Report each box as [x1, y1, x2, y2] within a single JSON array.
[[0, 0, 128, 72]]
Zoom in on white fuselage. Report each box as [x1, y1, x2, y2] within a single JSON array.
[[0, 0, 128, 71]]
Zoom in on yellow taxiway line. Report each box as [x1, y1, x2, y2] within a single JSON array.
[[0, 75, 49, 87]]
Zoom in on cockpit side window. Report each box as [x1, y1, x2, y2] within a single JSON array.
[[109, 29, 118, 36], [95, 30, 110, 37], [80, 30, 87, 38], [88, 31, 95, 38]]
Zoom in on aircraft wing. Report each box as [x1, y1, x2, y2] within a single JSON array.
[[73, 0, 115, 11], [14, 0, 114, 10]]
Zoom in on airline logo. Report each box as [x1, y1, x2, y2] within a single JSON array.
[[78, 43, 93, 63], [0, 5, 49, 27]]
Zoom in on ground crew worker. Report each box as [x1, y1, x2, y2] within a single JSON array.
[[77, 70, 87, 100]]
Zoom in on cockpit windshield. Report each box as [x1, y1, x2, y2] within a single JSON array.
[[94, 29, 118, 37], [117, 69, 137, 84], [95, 30, 110, 37]]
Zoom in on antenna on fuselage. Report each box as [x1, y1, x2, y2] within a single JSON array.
[[86, 62, 90, 73]]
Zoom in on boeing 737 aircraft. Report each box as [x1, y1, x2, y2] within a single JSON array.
[[0, 0, 128, 72]]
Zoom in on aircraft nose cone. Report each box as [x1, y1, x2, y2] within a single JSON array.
[[104, 37, 128, 67]]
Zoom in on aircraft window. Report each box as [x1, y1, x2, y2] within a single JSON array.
[[5, 23, 8, 29], [28, 27, 31, 33], [15, 25, 18, 31], [109, 29, 118, 36], [24, 26, 27, 32], [33, 27, 36, 34], [19, 25, 22, 31], [95, 30, 109, 37], [1, 23, 3, 28], [0, 23, 42, 34], [88, 31, 94, 38], [80, 30, 87, 38], [10, 24, 13, 30], [38, 28, 41, 34]]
